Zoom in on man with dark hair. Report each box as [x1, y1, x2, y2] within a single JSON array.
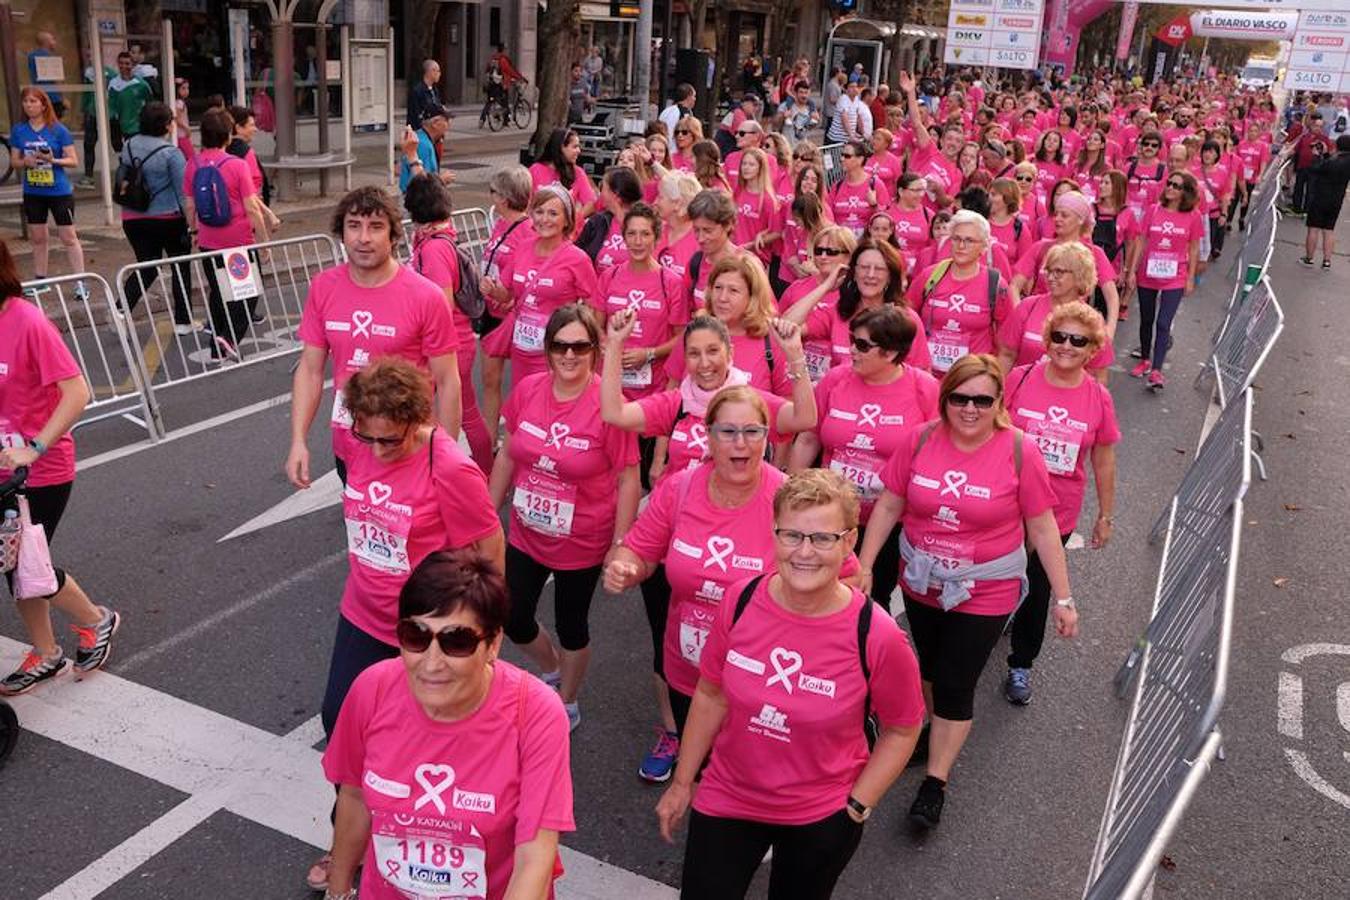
[[408, 59, 442, 130], [659, 82, 696, 136], [108, 51, 152, 151], [1287, 111, 1333, 216], [287, 185, 462, 489]]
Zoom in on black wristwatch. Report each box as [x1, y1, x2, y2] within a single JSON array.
[[846, 796, 871, 822]]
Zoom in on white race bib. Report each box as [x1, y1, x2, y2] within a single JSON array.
[[330, 390, 353, 428], [371, 829, 488, 899], [928, 334, 970, 373], [512, 310, 547, 353], [344, 517, 411, 574], [1030, 422, 1082, 476], [512, 474, 577, 537], [621, 361, 653, 389], [1146, 255, 1179, 280]]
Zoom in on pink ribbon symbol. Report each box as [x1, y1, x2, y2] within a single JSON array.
[[858, 403, 881, 428], [385, 860, 401, 879], [546, 423, 570, 449], [766, 647, 803, 693], [1047, 406, 1070, 424], [948, 294, 968, 314], [413, 763, 456, 815], [704, 535, 734, 571], [940, 470, 968, 500], [462, 872, 480, 888], [688, 423, 708, 455], [351, 310, 373, 338]]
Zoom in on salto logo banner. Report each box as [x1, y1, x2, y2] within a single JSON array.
[[1278, 643, 1350, 811]]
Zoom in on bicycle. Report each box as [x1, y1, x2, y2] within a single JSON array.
[[486, 82, 532, 132]]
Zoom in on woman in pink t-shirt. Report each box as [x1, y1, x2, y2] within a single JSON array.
[[653, 470, 924, 896], [779, 192, 827, 286], [1031, 131, 1067, 204], [1003, 302, 1118, 705], [858, 355, 1078, 830], [482, 186, 599, 392], [1234, 123, 1272, 230], [1035, 178, 1082, 241], [405, 174, 492, 472], [654, 171, 702, 284], [1012, 190, 1120, 336], [323, 550, 574, 900], [669, 115, 702, 172], [866, 128, 904, 202], [0, 246, 121, 697], [891, 173, 935, 273], [731, 148, 780, 264], [489, 304, 639, 732], [987, 178, 1033, 266], [528, 127, 597, 226], [680, 189, 741, 319], [826, 140, 878, 238], [1122, 170, 1204, 391], [1198, 139, 1232, 261], [998, 241, 1115, 381], [790, 306, 939, 611], [777, 225, 857, 383], [477, 166, 536, 444], [582, 165, 640, 271]]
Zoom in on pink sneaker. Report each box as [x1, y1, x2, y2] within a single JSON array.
[[1130, 360, 1151, 378], [1148, 370, 1166, 391]]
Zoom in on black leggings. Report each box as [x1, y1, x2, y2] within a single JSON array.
[[903, 595, 1009, 721], [504, 544, 602, 651], [680, 808, 864, 900], [121, 216, 195, 324], [669, 685, 693, 736], [1136, 286, 1184, 370], [320, 614, 399, 737], [640, 564, 671, 677], [4, 482, 71, 598], [857, 521, 901, 613], [1208, 216, 1226, 258], [1008, 532, 1071, 670]]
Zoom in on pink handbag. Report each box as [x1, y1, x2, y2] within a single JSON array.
[[14, 498, 57, 599]]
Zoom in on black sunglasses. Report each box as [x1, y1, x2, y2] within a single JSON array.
[[351, 424, 410, 447], [814, 246, 847, 257], [1166, 180, 1186, 189], [946, 392, 997, 409], [1141, 140, 1161, 148], [736, 130, 756, 137], [675, 129, 691, 136], [548, 339, 595, 356], [840, 152, 860, 159], [1050, 330, 1092, 348], [396, 619, 488, 657], [1015, 175, 1035, 182], [850, 335, 880, 353]]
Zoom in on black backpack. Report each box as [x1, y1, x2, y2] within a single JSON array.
[[414, 233, 487, 321], [577, 210, 615, 263], [113, 139, 171, 212]]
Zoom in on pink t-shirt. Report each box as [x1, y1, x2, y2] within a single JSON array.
[[1199, 163, 1231, 216], [879, 424, 1057, 616], [481, 217, 536, 287], [910, 143, 962, 209], [890, 206, 933, 272], [777, 213, 814, 280], [322, 659, 574, 900], [827, 177, 875, 236], [661, 331, 794, 398], [593, 214, 629, 270], [595, 263, 688, 399], [501, 373, 638, 569], [621, 464, 787, 695], [805, 303, 933, 372], [1235, 140, 1271, 182], [693, 581, 924, 825], [184, 148, 256, 249], [498, 241, 600, 384], [636, 387, 787, 483], [528, 162, 598, 213], [1031, 159, 1065, 199], [1124, 160, 1166, 218], [340, 429, 501, 645], [1015, 238, 1117, 296], [1134, 205, 1205, 291], [656, 227, 699, 282], [1006, 361, 1121, 533], [778, 275, 838, 382], [731, 187, 778, 262], [814, 364, 940, 522], [865, 150, 904, 201], [298, 265, 459, 457], [907, 262, 1014, 374], [0, 298, 81, 487], [988, 216, 1033, 265], [924, 240, 1015, 285], [996, 293, 1114, 372], [410, 230, 475, 356]]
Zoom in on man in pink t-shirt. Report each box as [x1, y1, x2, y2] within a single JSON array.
[[899, 71, 963, 210], [287, 186, 462, 489]]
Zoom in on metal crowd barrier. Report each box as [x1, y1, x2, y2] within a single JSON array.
[[1214, 206, 1277, 348], [396, 207, 494, 265], [22, 273, 162, 440], [1208, 277, 1284, 414], [1085, 389, 1252, 900], [819, 143, 846, 190], [112, 234, 344, 406]]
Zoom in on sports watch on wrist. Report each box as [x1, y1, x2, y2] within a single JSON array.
[[846, 796, 871, 821]]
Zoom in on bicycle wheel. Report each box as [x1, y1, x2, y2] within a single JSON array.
[[0, 137, 12, 185], [512, 98, 531, 129], [488, 103, 507, 132]]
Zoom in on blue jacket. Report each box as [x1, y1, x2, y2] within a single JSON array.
[[119, 133, 188, 218]]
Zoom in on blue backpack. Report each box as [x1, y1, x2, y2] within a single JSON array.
[[192, 157, 235, 227]]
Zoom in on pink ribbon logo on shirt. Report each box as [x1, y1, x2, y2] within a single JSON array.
[[704, 535, 734, 571], [352, 310, 374, 338], [1048, 406, 1070, 424], [859, 404, 882, 428], [948, 294, 968, 314], [385, 860, 401, 879], [546, 423, 571, 449], [627, 289, 645, 309], [766, 647, 803, 693], [413, 763, 456, 815], [941, 470, 968, 500], [688, 423, 708, 455], [367, 481, 393, 506]]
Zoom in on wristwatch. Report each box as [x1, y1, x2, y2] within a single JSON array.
[[846, 796, 871, 822], [28, 437, 47, 456], [1055, 596, 1076, 609]]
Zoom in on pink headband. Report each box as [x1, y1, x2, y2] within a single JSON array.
[[1055, 191, 1094, 230]]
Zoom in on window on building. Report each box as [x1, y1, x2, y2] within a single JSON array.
[[466, 5, 478, 78], [490, 7, 501, 49]]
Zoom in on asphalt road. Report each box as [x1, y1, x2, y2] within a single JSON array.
[[0, 201, 1345, 900]]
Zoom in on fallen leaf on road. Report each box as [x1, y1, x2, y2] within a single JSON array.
[[1173, 447, 1188, 454], [1281, 433, 1297, 440], [1283, 504, 1302, 512], [1273, 577, 1289, 589], [1160, 855, 1177, 872]]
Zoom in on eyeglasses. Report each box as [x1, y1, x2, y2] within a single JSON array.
[[709, 423, 769, 443], [396, 619, 488, 657], [1050, 330, 1092, 348], [1166, 180, 1185, 189], [675, 129, 691, 136], [1140, 140, 1161, 148], [351, 424, 411, 447], [813, 246, 847, 257], [850, 335, 880, 353], [1015, 175, 1035, 183], [774, 527, 855, 549], [1045, 266, 1073, 279], [548, 339, 595, 356], [793, 153, 816, 161], [948, 235, 982, 247], [946, 392, 998, 409]]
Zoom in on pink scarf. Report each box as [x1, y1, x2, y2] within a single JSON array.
[[679, 366, 750, 418]]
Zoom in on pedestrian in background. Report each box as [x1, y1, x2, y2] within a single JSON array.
[[11, 88, 86, 298], [27, 31, 65, 120], [108, 51, 152, 152], [1301, 134, 1350, 270], [173, 78, 195, 161]]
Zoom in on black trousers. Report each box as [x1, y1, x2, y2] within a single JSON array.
[[1292, 168, 1313, 213], [680, 808, 864, 900], [320, 614, 399, 738], [503, 544, 602, 651], [903, 595, 1009, 721], [857, 521, 901, 613], [640, 563, 671, 676], [122, 216, 194, 324], [1008, 532, 1071, 669]]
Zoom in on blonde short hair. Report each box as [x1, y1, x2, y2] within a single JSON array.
[[773, 468, 860, 531], [706, 384, 769, 427], [1043, 242, 1097, 298], [1042, 300, 1106, 352], [809, 224, 859, 258]]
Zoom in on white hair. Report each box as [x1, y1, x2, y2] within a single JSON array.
[[948, 209, 991, 244]]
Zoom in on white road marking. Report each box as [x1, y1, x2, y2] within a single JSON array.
[[114, 550, 347, 673], [1284, 749, 1350, 812], [1338, 682, 1350, 736], [1, 636, 676, 899], [218, 469, 345, 542], [1281, 642, 1350, 665], [1278, 671, 1303, 741]]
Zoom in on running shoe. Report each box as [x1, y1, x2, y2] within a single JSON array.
[[305, 853, 333, 892], [72, 281, 91, 303], [173, 320, 203, 336], [0, 650, 70, 695], [1129, 346, 1145, 359], [541, 669, 562, 691], [1148, 370, 1166, 392], [1118, 306, 1129, 322], [1322, 260, 1332, 271], [1004, 667, 1032, 706], [909, 776, 946, 829], [1130, 360, 1151, 378], [213, 334, 241, 362], [564, 701, 581, 733], [638, 729, 680, 783], [72, 607, 121, 672], [1300, 256, 1315, 267]]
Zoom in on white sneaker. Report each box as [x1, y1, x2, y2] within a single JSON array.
[[174, 321, 202, 336]]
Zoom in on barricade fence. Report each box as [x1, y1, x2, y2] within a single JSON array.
[[22, 273, 162, 440], [396, 207, 494, 266], [1209, 278, 1284, 414], [819, 143, 846, 190]]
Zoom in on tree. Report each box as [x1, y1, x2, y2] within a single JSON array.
[[860, 0, 919, 87], [531, 0, 583, 158], [404, 0, 439, 86]]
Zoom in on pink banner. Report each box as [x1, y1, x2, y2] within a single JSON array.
[[1117, 1, 1140, 61]]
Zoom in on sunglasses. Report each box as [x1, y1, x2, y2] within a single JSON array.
[[850, 335, 880, 353], [793, 153, 816, 161], [351, 424, 410, 447], [946, 392, 998, 409], [1141, 140, 1161, 148], [737, 130, 756, 137], [1166, 180, 1185, 189], [814, 246, 847, 257], [396, 619, 488, 657], [548, 339, 595, 356], [1050, 330, 1092, 348], [1015, 175, 1035, 182], [675, 129, 691, 136], [840, 152, 860, 159]]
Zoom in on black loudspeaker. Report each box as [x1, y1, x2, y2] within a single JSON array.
[[674, 49, 716, 129]]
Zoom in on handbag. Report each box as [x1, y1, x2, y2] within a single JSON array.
[[14, 497, 58, 599]]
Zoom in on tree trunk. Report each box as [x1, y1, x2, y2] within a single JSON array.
[[404, 0, 440, 84], [689, 0, 710, 47], [531, 0, 583, 158], [864, 0, 916, 88]]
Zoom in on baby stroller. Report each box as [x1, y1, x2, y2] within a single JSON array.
[[0, 466, 29, 768]]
